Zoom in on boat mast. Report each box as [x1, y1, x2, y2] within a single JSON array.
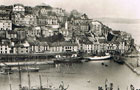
[[28, 71, 31, 90], [18, 62, 22, 89], [105, 79, 108, 90], [39, 75, 43, 89], [8, 71, 12, 90], [27, 56, 31, 90], [47, 76, 48, 88]]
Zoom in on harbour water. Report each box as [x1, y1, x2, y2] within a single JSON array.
[[0, 58, 140, 90]]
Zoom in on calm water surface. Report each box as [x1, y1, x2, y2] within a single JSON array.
[[0, 58, 140, 90]]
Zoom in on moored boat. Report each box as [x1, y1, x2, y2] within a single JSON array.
[[11, 66, 40, 72], [0, 67, 13, 75], [85, 53, 111, 61], [54, 53, 83, 63]]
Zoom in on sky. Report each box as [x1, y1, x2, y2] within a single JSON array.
[[0, 0, 140, 19]]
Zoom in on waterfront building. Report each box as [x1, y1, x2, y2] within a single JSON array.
[[106, 42, 118, 54], [0, 20, 12, 30], [0, 40, 11, 54], [118, 41, 125, 54], [49, 41, 78, 53], [14, 41, 30, 54], [29, 41, 49, 53], [76, 35, 94, 53]]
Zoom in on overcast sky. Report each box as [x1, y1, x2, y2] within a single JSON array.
[[1, 0, 140, 19]]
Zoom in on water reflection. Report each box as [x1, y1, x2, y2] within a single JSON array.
[[0, 59, 140, 90]]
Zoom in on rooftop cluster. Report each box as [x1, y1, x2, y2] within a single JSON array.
[[0, 4, 134, 55]]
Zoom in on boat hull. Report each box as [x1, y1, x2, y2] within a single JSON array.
[[54, 57, 83, 64], [86, 55, 111, 61]]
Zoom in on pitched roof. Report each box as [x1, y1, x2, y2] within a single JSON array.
[[112, 30, 121, 35], [49, 41, 78, 47], [77, 36, 93, 44]]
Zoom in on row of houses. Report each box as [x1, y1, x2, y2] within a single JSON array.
[[0, 4, 66, 28], [0, 38, 129, 55], [75, 34, 129, 54], [0, 40, 77, 54], [0, 4, 134, 55]]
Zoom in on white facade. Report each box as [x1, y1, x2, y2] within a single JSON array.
[[13, 4, 25, 12], [31, 45, 48, 53], [82, 44, 93, 53], [49, 45, 78, 53], [24, 14, 37, 26], [27, 27, 41, 37], [52, 8, 65, 16], [91, 21, 102, 36], [49, 42, 78, 53], [0, 20, 12, 30], [49, 46, 63, 52], [59, 29, 69, 37], [13, 14, 36, 26], [42, 27, 58, 37], [0, 45, 11, 54]]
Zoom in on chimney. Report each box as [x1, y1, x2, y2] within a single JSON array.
[[65, 21, 68, 29]]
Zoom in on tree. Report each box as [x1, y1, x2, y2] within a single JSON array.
[[70, 9, 82, 18]]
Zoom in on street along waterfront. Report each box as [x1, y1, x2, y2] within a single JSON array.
[[0, 58, 140, 90]]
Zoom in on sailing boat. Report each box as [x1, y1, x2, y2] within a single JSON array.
[[20, 75, 69, 90], [18, 61, 69, 90], [0, 66, 13, 75]]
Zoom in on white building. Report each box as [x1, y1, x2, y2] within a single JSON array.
[[52, 8, 65, 16], [29, 41, 48, 53], [91, 21, 102, 36], [13, 4, 25, 13], [41, 26, 59, 37], [14, 41, 30, 54], [49, 42, 78, 53], [24, 14, 37, 26], [26, 27, 41, 37], [0, 41, 11, 54], [0, 20, 12, 30]]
